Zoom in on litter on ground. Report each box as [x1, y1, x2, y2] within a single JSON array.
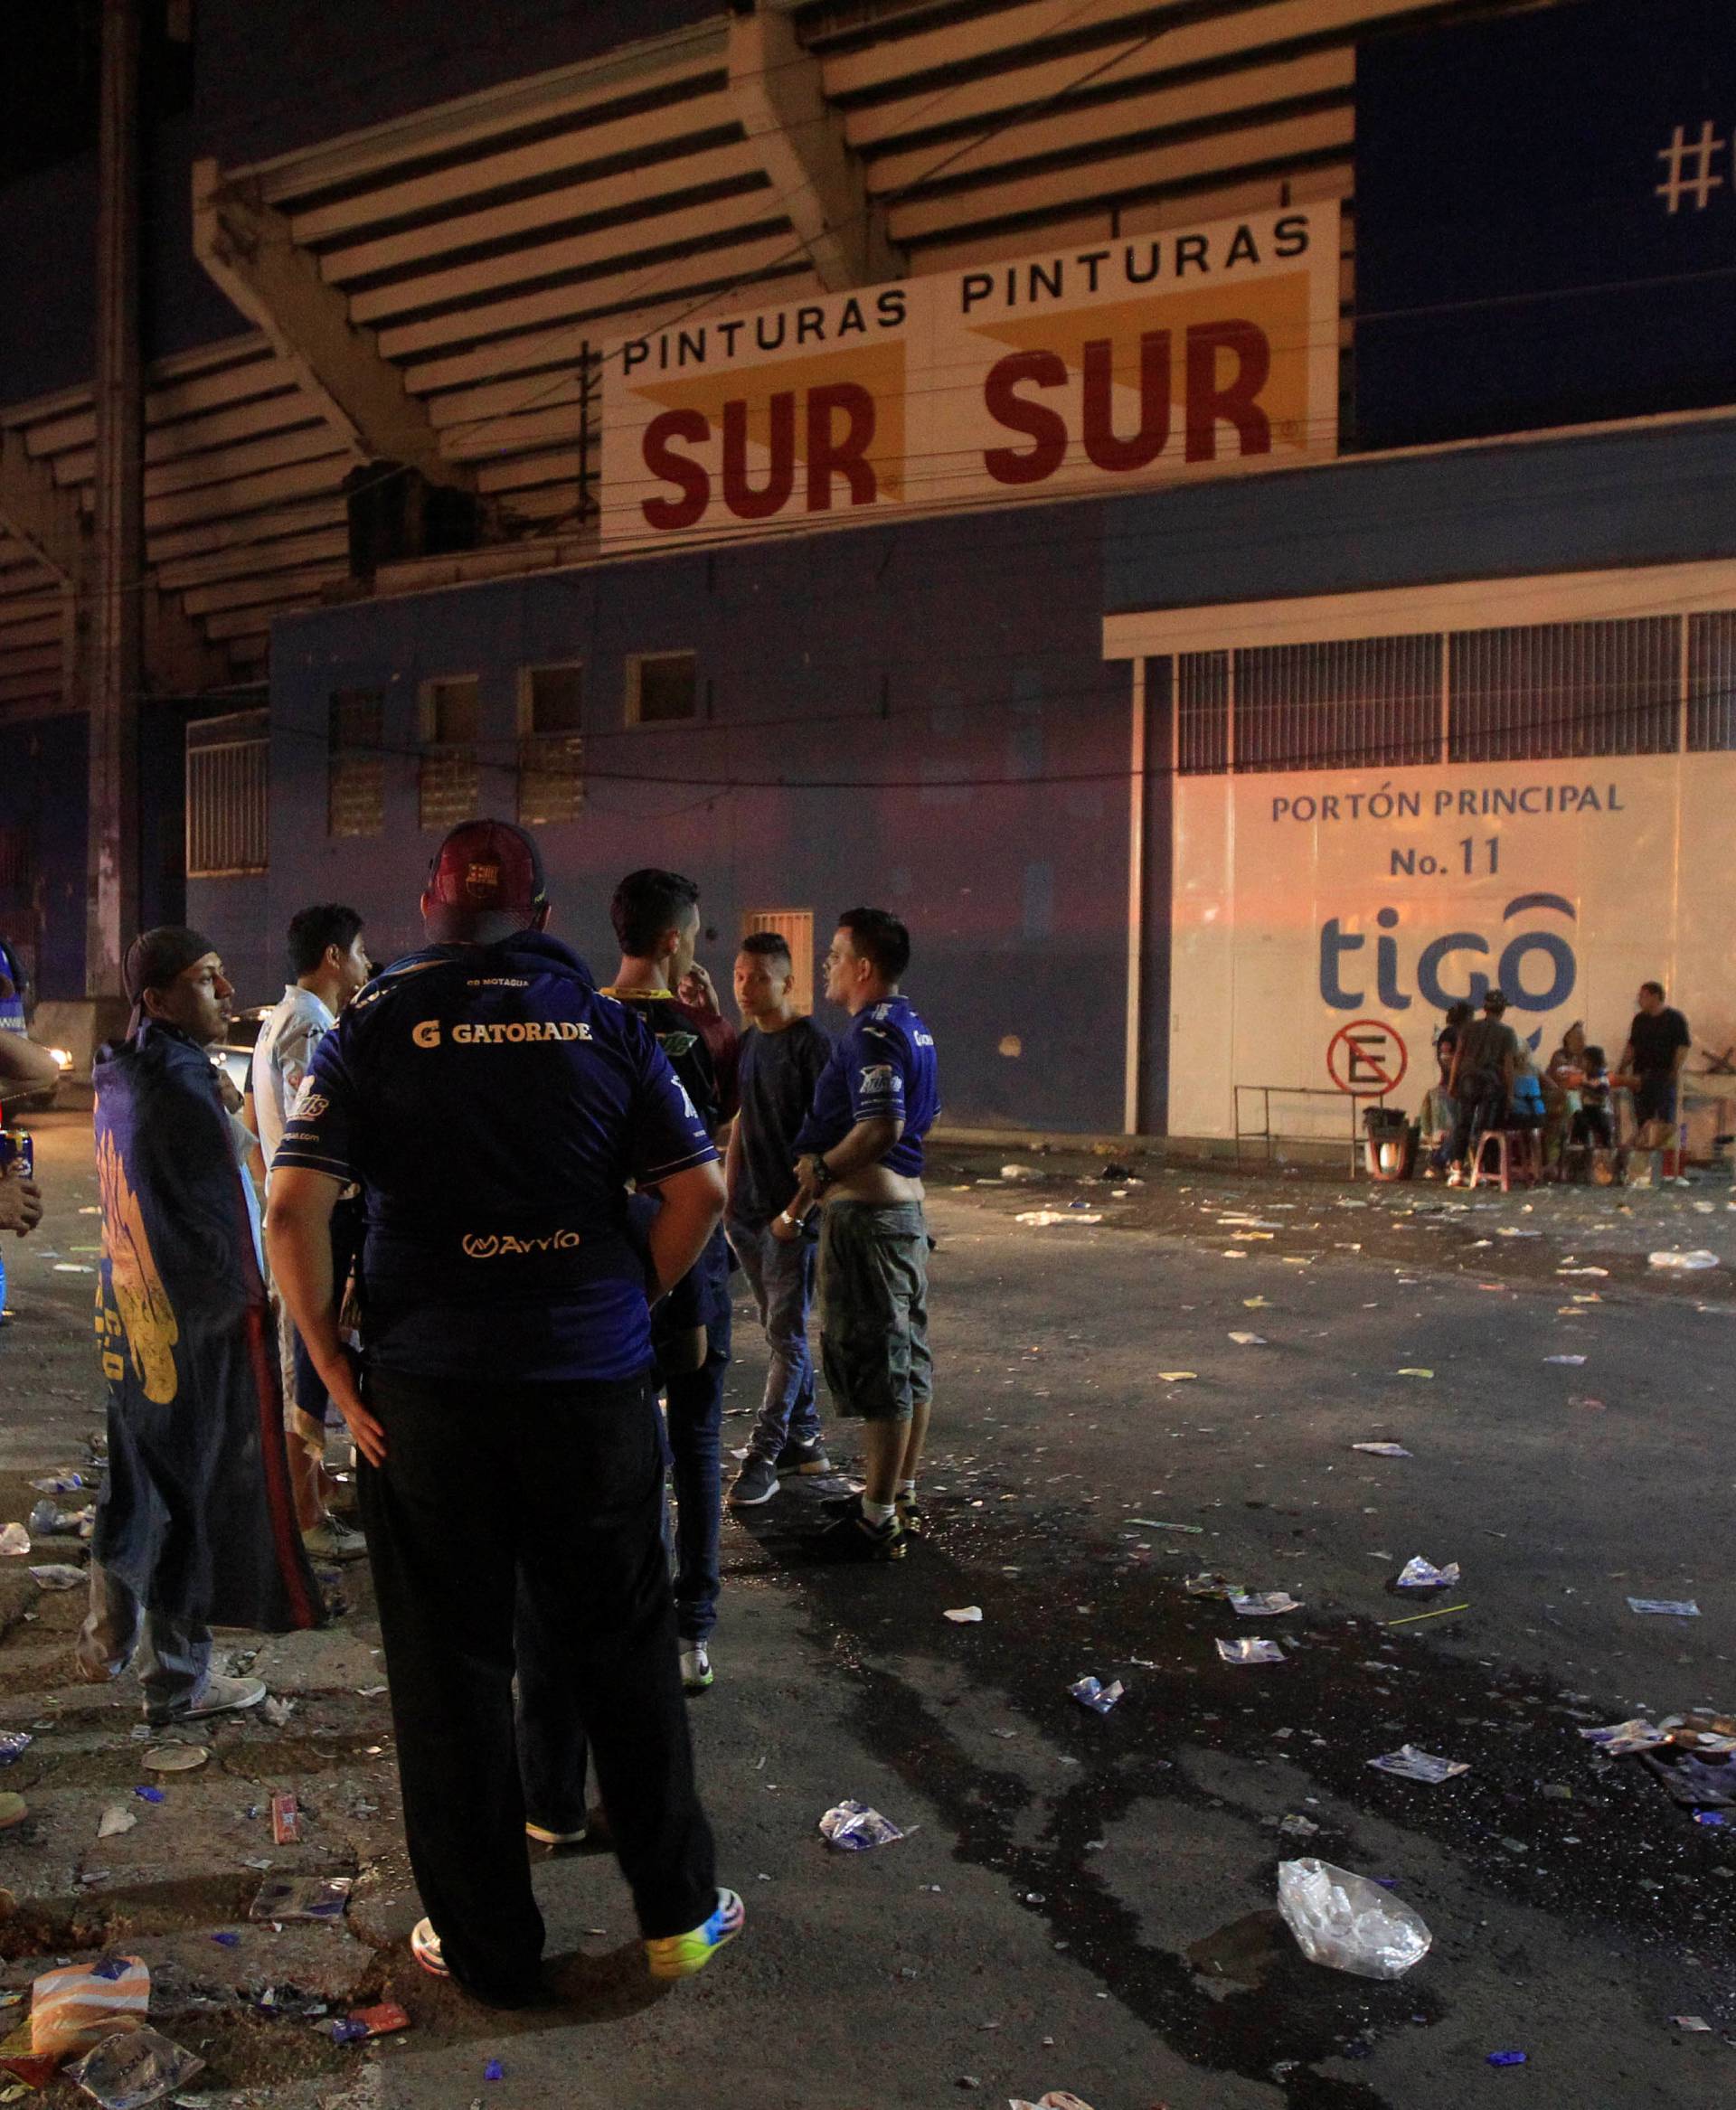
[[819, 1801, 906, 1850]]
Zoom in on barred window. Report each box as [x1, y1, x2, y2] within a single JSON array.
[[518, 665, 583, 827], [1233, 634, 1440, 773], [1176, 651, 1229, 775], [1688, 613, 1736, 752], [186, 711, 268, 878], [328, 689, 384, 838], [1448, 618, 1678, 763], [420, 676, 480, 832]]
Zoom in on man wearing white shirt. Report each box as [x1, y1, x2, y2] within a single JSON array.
[[250, 905, 370, 1559]]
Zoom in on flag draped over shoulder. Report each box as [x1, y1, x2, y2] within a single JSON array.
[[92, 1023, 320, 1634]]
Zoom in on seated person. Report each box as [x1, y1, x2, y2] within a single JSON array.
[[1511, 1040, 1547, 1130]]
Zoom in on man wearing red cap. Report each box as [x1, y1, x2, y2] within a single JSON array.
[[265, 822, 742, 2008]]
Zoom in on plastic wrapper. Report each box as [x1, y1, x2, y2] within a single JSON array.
[[1228, 1590, 1302, 1616], [1580, 1719, 1671, 1756], [68, 2026, 203, 2110], [0, 1734, 32, 1767], [31, 1958, 150, 2056], [1010, 2095, 1097, 2109], [1353, 1442, 1410, 1458], [1069, 1676, 1124, 1713], [249, 1874, 354, 1923], [1368, 1745, 1468, 1783], [1184, 1574, 1238, 1599], [1277, 1859, 1431, 1980], [0, 1526, 29, 1558], [1627, 1597, 1699, 1616], [1217, 1637, 1283, 1665], [817, 1801, 905, 1851], [29, 1565, 85, 1591], [1648, 1249, 1720, 1269], [1394, 1558, 1459, 1590]]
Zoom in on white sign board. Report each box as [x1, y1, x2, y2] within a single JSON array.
[[1170, 754, 1736, 1143]]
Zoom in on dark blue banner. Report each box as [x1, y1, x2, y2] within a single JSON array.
[[1356, 0, 1736, 447], [93, 1023, 320, 1634]]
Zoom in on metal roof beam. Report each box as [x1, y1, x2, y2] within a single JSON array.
[[729, 4, 898, 290], [193, 156, 475, 495]]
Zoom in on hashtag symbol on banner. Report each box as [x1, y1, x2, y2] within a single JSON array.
[[1656, 121, 1727, 212]]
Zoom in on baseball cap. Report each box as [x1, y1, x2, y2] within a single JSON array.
[[425, 820, 546, 923]]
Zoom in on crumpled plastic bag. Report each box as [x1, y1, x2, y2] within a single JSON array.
[[68, 2025, 203, 2110], [1648, 1249, 1720, 1270], [818, 1800, 905, 1850], [1010, 2096, 1097, 2110], [1277, 1859, 1430, 1980], [31, 1957, 150, 2056]]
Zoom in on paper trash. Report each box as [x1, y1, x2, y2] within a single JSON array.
[[1228, 1590, 1303, 1616], [1217, 1637, 1284, 1665]]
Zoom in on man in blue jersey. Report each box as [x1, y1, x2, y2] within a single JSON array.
[[265, 822, 741, 2008], [775, 909, 939, 1563]]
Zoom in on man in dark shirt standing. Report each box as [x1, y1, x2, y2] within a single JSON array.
[[266, 824, 741, 2007], [778, 909, 939, 1562], [724, 932, 834, 1507], [1620, 980, 1692, 1136], [602, 871, 738, 1694], [1445, 988, 1522, 1187]]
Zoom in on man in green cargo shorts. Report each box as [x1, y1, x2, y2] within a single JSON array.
[[772, 909, 939, 1562]]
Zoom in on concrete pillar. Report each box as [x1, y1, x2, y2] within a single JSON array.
[[87, 0, 144, 1008]]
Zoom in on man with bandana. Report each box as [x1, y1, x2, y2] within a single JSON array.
[[78, 928, 317, 1723]]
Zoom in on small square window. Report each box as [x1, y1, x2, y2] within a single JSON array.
[[423, 676, 479, 746], [627, 651, 697, 726], [521, 664, 582, 736]]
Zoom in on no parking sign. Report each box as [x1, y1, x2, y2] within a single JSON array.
[[1326, 1020, 1408, 1097]]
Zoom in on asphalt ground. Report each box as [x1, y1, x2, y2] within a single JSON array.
[[0, 1108, 1730, 2108]]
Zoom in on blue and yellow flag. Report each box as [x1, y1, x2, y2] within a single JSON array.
[[92, 1022, 320, 1634]]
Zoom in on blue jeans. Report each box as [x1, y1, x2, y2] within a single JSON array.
[[660, 1229, 731, 1645], [726, 1217, 821, 1462], [77, 1562, 213, 1723]]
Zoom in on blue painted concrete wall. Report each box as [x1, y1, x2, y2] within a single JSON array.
[[180, 410, 1736, 1133], [0, 713, 87, 1002]]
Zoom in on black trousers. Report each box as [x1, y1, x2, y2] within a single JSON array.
[[359, 1368, 716, 2001]]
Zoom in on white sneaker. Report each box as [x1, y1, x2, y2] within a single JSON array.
[[680, 1644, 713, 1693], [179, 1672, 267, 1720], [302, 1516, 368, 1563]]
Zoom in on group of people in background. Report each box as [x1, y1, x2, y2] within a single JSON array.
[[5, 819, 939, 2011], [1426, 978, 1693, 1182]]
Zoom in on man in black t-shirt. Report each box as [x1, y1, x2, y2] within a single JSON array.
[[1621, 980, 1692, 1133], [724, 933, 834, 1507], [602, 870, 739, 1697]]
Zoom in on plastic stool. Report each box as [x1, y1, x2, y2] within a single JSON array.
[[1469, 1127, 1538, 1192]]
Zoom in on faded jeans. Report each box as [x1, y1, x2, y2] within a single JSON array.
[[77, 1563, 213, 1722], [726, 1216, 821, 1462]]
